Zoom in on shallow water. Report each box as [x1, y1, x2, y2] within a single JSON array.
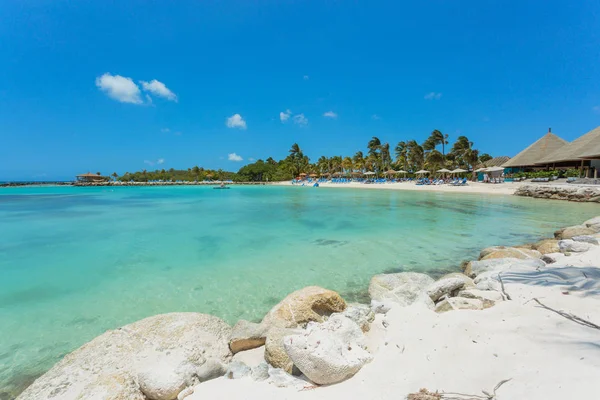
[[0, 185, 597, 395]]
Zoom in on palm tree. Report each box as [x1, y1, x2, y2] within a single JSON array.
[[394, 141, 408, 171], [111, 172, 118, 181], [407, 140, 424, 171], [342, 156, 353, 174], [289, 143, 303, 158], [429, 129, 449, 156], [425, 149, 445, 171], [192, 165, 200, 180], [365, 153, 378, 173], [316, 156, 329, 175], [353, 151, 365, 172], [367, 136, 381, 156], [479, 153, 492, 163], [450, 136, 479, 179], [380, 143, 391, 171]]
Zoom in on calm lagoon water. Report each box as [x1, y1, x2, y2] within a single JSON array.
[[0, 185, 598, 395]]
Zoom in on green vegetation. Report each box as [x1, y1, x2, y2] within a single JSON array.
[[113, 131, 492, 182], [510, 169, 580, 179]]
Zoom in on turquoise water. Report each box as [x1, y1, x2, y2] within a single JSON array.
[[0, 185, 598, 396]]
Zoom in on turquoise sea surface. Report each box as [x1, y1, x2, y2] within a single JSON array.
[[0, 185, 598, 396]]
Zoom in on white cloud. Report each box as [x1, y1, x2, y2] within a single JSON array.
[[293, 113, 308, 126], [280, 109, 292, 122], [95, 73, 143, 104], [228, 153, 243, 162], [226, 114, 247, 129], [144, 158, 165, 166], [249, 157, 256, 162], [371, 114, 381, 120], [323, 111, 337, 118], [140, 79, 178, 102], [161, 128, 170, 133], [174, 131, 182, 136], [303, 75, 309, 80], [424, 92, 442, 100], [593, 106, 600, 114]]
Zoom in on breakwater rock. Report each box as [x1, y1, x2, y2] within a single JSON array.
[[514, 184, 600, 202]]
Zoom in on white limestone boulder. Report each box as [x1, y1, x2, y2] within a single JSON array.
[[368, 272, 434, 306], [339, 303, 375, 332], [583, 216, 600, 232], [261, 286, 346, 329], [435, 297, 484, 313], [229, 320, 268, 354], [555, 225, 596, 240], [264, 327, 303, 374], [426, 277, 466, 302], [16, 313, 232, 400], [283, 314, 372, 385], [478, 246, 541, 261], [559, 239, 594, 253], [571, 235, 599, 245], [465, 257, 546, 278]]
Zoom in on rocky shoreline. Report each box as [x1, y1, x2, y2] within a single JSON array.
[[515, 184, 600, 202], [15, 216, 600, 400]]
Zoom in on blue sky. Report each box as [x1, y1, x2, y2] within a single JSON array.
[[1, 1, 600, 180]]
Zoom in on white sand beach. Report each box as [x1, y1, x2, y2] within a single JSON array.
[[187, 245, 600, 400], [276, 180, 524, 195]]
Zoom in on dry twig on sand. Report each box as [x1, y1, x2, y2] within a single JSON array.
[[408, 379, 511, 400], [531, 298, 600, 330], [497, 273, 512, 301]]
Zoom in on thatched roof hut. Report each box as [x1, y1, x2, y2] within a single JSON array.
[[537, 126, 600, 164], [477, 156, 510, 169], [502, 129, 567, 168], [76, 172, 106, 182]]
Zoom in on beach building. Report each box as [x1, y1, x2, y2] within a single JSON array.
[[76, 172, 106, 183], [477, 156, 511, 169], [501, 128, 568, 172], [535, 126, 600, 178]]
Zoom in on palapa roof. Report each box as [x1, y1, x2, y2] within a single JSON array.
[[77, 172, 104, 177], [537, 126, 600, 163], [477, 156, 510, 169], [502, 131, 567, 167]]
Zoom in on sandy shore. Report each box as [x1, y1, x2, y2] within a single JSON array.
[[275, 180, 524, 195], [188, 244, 600, 399]]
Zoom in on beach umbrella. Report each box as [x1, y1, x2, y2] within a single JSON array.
[[309, 173, 317, 177], [351, 171, 362, 175], [436, 168, 452, 173], [384, 170, 397, 175], [474, 167, 487, 172], [299, 173, 307, 176], [396, 170, 407, 174], [415, 170, 430, 174], [364, 171, 376, 176], [486, 166, 505, 172], [450, 168, 468, 174]]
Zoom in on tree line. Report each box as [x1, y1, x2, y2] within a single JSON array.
[[112, 130, 492, 182]]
